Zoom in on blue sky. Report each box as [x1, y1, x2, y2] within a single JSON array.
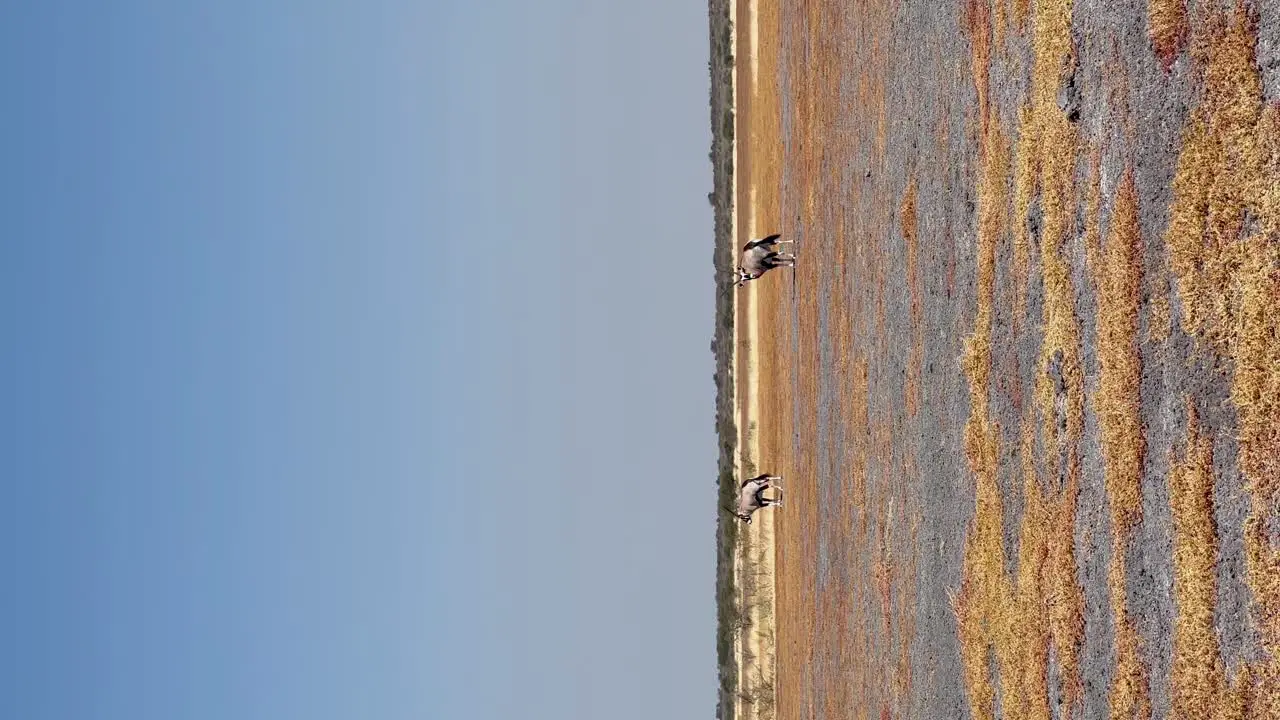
[[1, 2, 713, 718]]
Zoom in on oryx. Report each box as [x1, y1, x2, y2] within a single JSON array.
[[734, 473, 783, 524], [735, 234, 796, 287]]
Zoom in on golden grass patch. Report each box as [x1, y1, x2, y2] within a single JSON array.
[[953, 4, 1280, 720], [1012, 103, 1037, 324], [960, 119, 1011, 419], [1165, 401, 1263, 720], [1110, 607, 1153, 720], [1011, 0, 1074, 331], [1088, 165, 1146, 537], [901, 179, 923, 418], [1164, 5, 1280, 708], [1082, 163, 1152, 720], [1027, 0, 1074, 113], [900, 179, 918, 260], [1024, 10, 1090, 706], [1170, 403, 1225, 720], [992, 0, 1008, 54], [956, 1, 1093, 717], [955, 117, 1011, 720], [1043, 411, 1086, 708], [955, 112, 1089, 720], [1148, 0, 1189, 70], [1011, 0, 1029, 31], [1029, 118, 1088, 720], [1000, 423, 1054, 720], [952, 410, 1004, 720]]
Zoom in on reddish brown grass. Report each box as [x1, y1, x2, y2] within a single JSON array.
[[901, 179, 923, 418], [1088, 166, 1145, 538], [962, 0, 993, 132], [1149, 0, 1190, 70]]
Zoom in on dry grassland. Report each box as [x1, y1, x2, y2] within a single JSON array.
[[717, 0, 1279, 718], [1164, 4, 1280, 714], [952, 1, 1279, 719]]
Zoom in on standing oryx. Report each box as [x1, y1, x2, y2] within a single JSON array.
[[734, 473, 783, 524], [735, 234, 796, 286]]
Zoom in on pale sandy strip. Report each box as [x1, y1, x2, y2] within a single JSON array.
[[733, 0, 777, 718], [728, 0, 744, 707]]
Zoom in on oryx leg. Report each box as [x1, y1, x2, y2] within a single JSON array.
[[754, 488, 781, 506], [764, 253, 795, 269]]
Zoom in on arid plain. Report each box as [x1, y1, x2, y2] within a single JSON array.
[[717, 1, 1280, 719]]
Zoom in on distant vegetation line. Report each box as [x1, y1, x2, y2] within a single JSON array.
[[708, 0, 738, 717]]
